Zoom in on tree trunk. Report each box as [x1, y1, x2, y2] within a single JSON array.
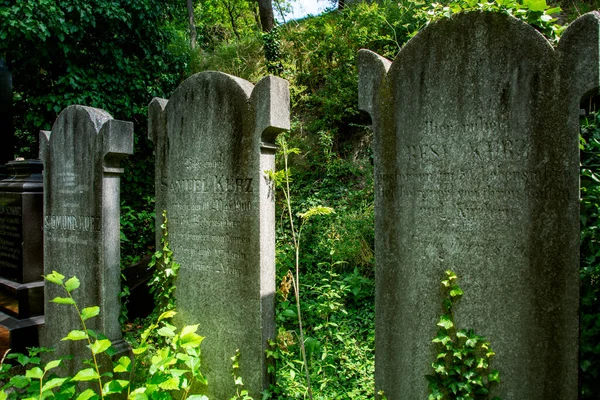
[[187, 0, 197, 49], [257, 0, 275, 32]]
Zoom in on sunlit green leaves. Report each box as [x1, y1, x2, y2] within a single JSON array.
[[428, 271, 500, 398], [81, 306, 100, 321], [65, 276, 80, 293], [25, 367, 43, 380], [63, 330, 88, 341], [75, 389, 97, 400], [89, 339, 112, 355], [113, 356, 132, 373], [72, 368, 100, 382], [51, 296, 75, 305], [44, 271, 65, 285]]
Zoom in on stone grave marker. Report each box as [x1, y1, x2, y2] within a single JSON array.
[[39, 105, 133, 372], [0, 160, 44, 354], [149, 71, 289, 398], [359, 11, 600, 399]]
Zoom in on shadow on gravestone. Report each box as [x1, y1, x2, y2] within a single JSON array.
[[358, 11, 600, 400], [39, 105, 133, 375], [149, 72, 289, 398]]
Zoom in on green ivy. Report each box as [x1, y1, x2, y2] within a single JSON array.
[[0, 271, 207, 399], [580, 111, 600, 399], [427, 271, 501, 400]]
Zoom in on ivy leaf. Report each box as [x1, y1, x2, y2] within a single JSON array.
[[157, 310, 177, 323], [158, 376, 180, 390], [437, 315, 454, 330], [44, 360, 62, 371], [51, 297, 75, 305], [128, 388, 149, 400], [65, 277, 80, 293], [25, 367, 43, 379], [488, 370, 501, 382], [41, 377, 68, 392], [132, 346, 148, 355], [44, 271, 65, 285], [75, 388, 97, 400], [113, 356, 132, 373], [449, 285, 463, 298], [89, 339, 112, 355], [157, 326, 176, 337], [524, 0, 547, 12], [62, 330, 88, 341], [102, 379, 129, 395], [81, 306, 100, 321], [72, 368, 100, 381]]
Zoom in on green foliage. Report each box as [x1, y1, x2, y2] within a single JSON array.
[[427, 271, 501, 400], [148, 210, 181, 317], [262, 27, 284, 76], [0, 272, 207, 399], [416, 0, 565, 43], [266, 136, 336, 399], [579, 111, 600, 399], [228, 350, 253, 400], [0, 0, 188, 155], [265, 136, 374, 399]]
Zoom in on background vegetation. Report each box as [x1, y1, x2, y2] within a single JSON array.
[[1, 0, 599, 397]]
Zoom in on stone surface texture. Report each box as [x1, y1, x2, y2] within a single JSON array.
[[149, 72, 289, 398], [39, 105, 133, 373], [358, 11, 599, 400]]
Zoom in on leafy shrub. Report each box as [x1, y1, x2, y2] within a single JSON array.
[[0, 271, 207, 399], [427, 271, 500, 400], [580, 111, 600, 399]]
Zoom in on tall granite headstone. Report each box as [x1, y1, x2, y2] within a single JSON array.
[[149, 72, 289, 398], [359, 11, 600, 399], [39, 105, 133, 372]]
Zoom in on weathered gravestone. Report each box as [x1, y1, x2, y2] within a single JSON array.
[[359, 11, 600, 400], [149, 71, 289, 398], [39, 105, 133, 372]]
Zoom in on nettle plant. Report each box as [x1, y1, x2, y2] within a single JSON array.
[[427, 271, 501, 400], [0, 271, 207, 400]]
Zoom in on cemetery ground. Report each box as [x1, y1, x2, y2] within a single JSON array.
[[1, 0, 600, 399]]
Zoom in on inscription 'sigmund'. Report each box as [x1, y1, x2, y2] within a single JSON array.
[[44, 215, 100, 232]]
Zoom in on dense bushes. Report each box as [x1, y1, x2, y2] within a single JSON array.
[[580, 110, 600, 399]]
